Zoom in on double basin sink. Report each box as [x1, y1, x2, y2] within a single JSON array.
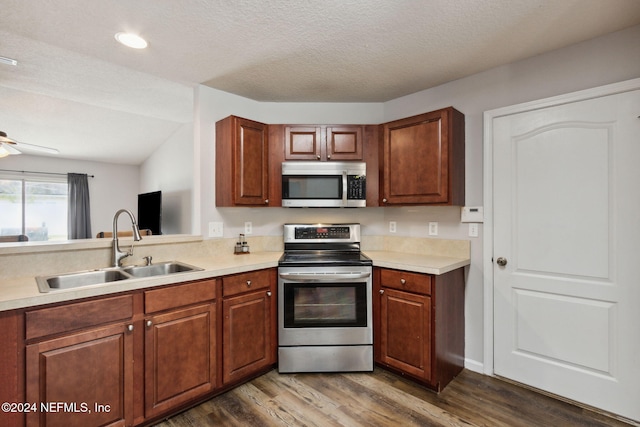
[[36, 261, 203, 293]]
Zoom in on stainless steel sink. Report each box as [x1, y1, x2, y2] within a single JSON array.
[[36, 261, 203, 292], [121, 261, 202, 278], [37, 269, 132, 293]]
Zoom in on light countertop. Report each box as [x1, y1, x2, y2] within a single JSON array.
[[0, 251, 469, 312]]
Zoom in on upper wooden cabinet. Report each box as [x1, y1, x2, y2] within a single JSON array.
[[216, 116, 270, 206], [380, 107, 465, 205], [285, 125, 364, 161]]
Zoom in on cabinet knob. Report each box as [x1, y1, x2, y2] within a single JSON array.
[[382, 198, 387, 203], [327, 154, 331, 159], [146, 320, 153, 327], [316, 155, 321, 160], [266, 291, 272, 297], [379, 289, 385, 295], [247, 280, 252, 287], [265, 199, 269, 204], [127, 324, 134, 332], [400, 278, 406, 285]]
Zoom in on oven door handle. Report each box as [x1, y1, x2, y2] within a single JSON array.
[[279, 272, 371, 282]]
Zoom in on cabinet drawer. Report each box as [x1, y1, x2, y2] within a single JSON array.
[[380, 269, 431, 295], [145, 279, 217, 314], [26, 294, 134, 341], [223, 269, 271, 298]]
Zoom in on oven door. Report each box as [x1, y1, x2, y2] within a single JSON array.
[[278, 266, 373, 346]]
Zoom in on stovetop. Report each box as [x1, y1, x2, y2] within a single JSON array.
[[278, 250, 372, 267], [279, 223, 371, 267]]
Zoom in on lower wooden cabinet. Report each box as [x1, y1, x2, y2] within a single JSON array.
[[26, 322, 134, 427], [143, 289, 216, 419], [380, 288, 432, 381], [221, 269, 276, 385], [19, 272, 278, 427], [375, 267, 465, 391]]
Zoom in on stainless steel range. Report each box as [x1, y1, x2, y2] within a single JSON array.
[[278, 223, 373, 373]]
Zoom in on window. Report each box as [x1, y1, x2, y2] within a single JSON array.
[[0, 177, 68, 241]]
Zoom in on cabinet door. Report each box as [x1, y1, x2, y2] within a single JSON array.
[[216, 116, 269, 206], [284, 126, 322, 160], [144, 303, 216, 419], [326, 126, 363, 160], [382, 107, 464, 205], [222, 287, 275, 385], [26, 323, 133, 427], [379, 288, 432, 381]]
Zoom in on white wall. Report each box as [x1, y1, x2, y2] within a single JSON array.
[[140, 123, 194, 234], [0, 154, 140, 236], [382, 24, 640, 367], [193, 24, 640, 369]]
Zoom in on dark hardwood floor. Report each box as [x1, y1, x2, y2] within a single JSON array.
[[154, 368, 634, 427]]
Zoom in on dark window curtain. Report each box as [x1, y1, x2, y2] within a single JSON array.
[[68, 173, 92, 239]]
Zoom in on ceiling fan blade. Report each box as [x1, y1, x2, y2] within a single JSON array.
[[0, 142, 23, 155], [0, 131, 59, 155], [13, 140, 60, 154]]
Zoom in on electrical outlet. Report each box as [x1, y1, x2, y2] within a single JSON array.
[[428, 222, 438, 236], [244, 221, 252, 235], [389, 221, 396, 233], [469, 223, 479, 237], [208, 222, 223, 237]]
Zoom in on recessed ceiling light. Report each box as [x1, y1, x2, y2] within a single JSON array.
[[114, 32, 148, 49]]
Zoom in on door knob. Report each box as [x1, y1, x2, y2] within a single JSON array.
[[496, 257, 508, 267]]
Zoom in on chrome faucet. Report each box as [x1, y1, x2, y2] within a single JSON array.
[[112, 209, 142, 267]]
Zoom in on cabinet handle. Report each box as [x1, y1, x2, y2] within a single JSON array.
[[266, 291, 272, 297], [379, 289, 384, 295], [400, 278, 406, 285], [146, 320, 153, 327], [127, 324, 134, 332], [247, 280, 252, 287]]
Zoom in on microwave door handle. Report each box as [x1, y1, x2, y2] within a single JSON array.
[[342, 171, 348, 206]]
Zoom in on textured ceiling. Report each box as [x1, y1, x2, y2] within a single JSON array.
[[1, 0, 640, 164]]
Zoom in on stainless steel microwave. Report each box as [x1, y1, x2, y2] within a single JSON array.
[[281, 161, 366, 208]]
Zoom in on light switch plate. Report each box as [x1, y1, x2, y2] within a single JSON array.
[[461, 206, 484, 223], [208, 222, 223, 237], [469, 223, 479, 237], [389, 221, 397, 233], [244, 222, 253, 235]]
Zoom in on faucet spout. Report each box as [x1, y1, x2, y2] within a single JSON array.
[[112, 209, 142, 267]]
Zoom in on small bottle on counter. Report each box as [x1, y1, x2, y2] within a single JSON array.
[[235, 233, 250, 254]]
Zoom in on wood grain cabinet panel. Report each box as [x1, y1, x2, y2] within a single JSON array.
[[380, 288, 432, 381], [375, 267, 465, 391], [284, 125, 364, 161], [26, 323, 134, 427], [144, 303, 216, 419], [216, 115, 270, 206], [381, 107, 464, 205], [222, 269, 276, 385]]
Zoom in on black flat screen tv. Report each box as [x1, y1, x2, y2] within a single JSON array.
[[137, 191, 162, 235]]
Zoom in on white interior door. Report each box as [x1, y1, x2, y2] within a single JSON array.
[[492, 88, 640, 422]]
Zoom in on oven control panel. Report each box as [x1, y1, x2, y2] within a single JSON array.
[[295, 226, 350, 239]]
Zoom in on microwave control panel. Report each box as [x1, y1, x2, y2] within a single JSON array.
[[347, 175, 366, 200]]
